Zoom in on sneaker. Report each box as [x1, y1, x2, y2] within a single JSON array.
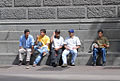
[[26, 61, 29, 66], [33, 64, 37, 67], [92, 62, 96, 66], [71, 63, 75, 66], [102, 62, 106, 66], [26, 66, 30, 69], [61, 64, 67, 67], [18, 61, 22, 66]]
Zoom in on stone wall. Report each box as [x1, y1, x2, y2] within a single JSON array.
[[0, 0, 120, 65], [0, 0, 120, 19]]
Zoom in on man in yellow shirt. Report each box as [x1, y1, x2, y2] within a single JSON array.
[[33, 29, 50, 67]]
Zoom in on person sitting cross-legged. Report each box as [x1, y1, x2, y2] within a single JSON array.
[[33, 29, 50, 67]]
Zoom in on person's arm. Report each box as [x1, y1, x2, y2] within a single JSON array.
[[64, 44, 70, 50], [35, 35, 39, 45], [19, 36, 23, 49], [73, 45, 80, 49], [50, 32, 55, 43], [104, 37, 109, 48], [31, 37, 35, 54], [73, 37, 81, 49]]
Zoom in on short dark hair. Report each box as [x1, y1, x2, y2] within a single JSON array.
[[40, 29, 46, 34], [24, 29, 30, 34], [98, 29, 103, 33], [55, 29, 60, 34]]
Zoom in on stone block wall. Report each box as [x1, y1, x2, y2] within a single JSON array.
[[0, 0, 120, 65], [0, 0, 120, 19]]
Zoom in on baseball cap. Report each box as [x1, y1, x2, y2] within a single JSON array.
[[68, 29, 74, 33]]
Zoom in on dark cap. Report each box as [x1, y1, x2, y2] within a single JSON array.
[[68, 29, 74, 33], [55, 29, 60, 33]]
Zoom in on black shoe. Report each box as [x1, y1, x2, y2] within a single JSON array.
[[92, 62, 96, 66], [52, 63, 57, 67], [26, 61, 30, 66], [102, 62, 106, 66], [18, 61, 22, 66]]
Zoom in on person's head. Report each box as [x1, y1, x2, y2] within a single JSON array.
[[68, 29, 74, 37], [24, 29, 30, 38], [40, 29, 46, 36], [55, 29, 60, 37], [98, 29, 103, 38]]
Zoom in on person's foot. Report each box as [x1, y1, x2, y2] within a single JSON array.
[[102, 62, 106, 66], [71, 63, 75, 66], [18, 61, 22, 66], [52, 63, 57, 67], [92, 62, 96, 66], [33, 64, 37, 67], [61, 64, 67, 67], [26, 61, 29, 66], [26, 66, 30, 69]]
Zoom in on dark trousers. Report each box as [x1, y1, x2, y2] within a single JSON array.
[[51, 48, 62, 65]]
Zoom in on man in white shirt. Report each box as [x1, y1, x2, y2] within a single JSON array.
[[62, 29, 81, 67], [51, 29, 64, 67]]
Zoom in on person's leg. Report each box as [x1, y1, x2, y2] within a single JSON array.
[[26, 48, 31, 66], [56, 49, 62, 65], [93, 48, 98, 63], [62, 49, 70, 65], [33, 53, 43, 65], [50, 48, 57, 65], [33, 47, 48, 67], [101, 48, 106, 65], [18, 48, 26, 61], [18, 48, 26, 65], [70, 49, 78, 65]]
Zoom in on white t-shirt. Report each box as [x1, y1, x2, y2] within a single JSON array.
[[64, 36, 81, 50], [52, 36, 64, 48]]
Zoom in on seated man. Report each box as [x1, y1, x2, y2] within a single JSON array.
[[93, 29, 109, 66], [33, 29, 50, 67], [62, 29, 81, 67], [50, 29, 64, 67], [18, 29, 34, 67]]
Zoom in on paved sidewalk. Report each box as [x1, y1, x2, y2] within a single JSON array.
[[0, 65, 120, 81]]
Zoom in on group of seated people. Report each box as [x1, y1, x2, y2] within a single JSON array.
[[18, 28, 109, 68]]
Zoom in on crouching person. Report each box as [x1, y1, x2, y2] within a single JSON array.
[[50, 29, 64, 67], [33, 29, 50, 67], [92, 29, 109, 66], [18, 29, 34, 67], [62, 29, 81, 67]]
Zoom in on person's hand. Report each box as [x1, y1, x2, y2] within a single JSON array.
[[72, 47, 77, 49], [53, 32, 55, 36], [38, 47, 41, 49], [55, 48, 59, 51], [36, 35, 39, 39], [102, 44, 107, 47]]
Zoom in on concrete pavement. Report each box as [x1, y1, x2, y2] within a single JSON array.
[[0, 65, 120, 81]]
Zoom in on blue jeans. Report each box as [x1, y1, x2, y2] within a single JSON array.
[[62, 49, 78, 64], [34, 46, 48, 64], [93, 48, 106, 63]]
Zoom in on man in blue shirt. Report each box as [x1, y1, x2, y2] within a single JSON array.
[[18, 29, 34, 67]]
